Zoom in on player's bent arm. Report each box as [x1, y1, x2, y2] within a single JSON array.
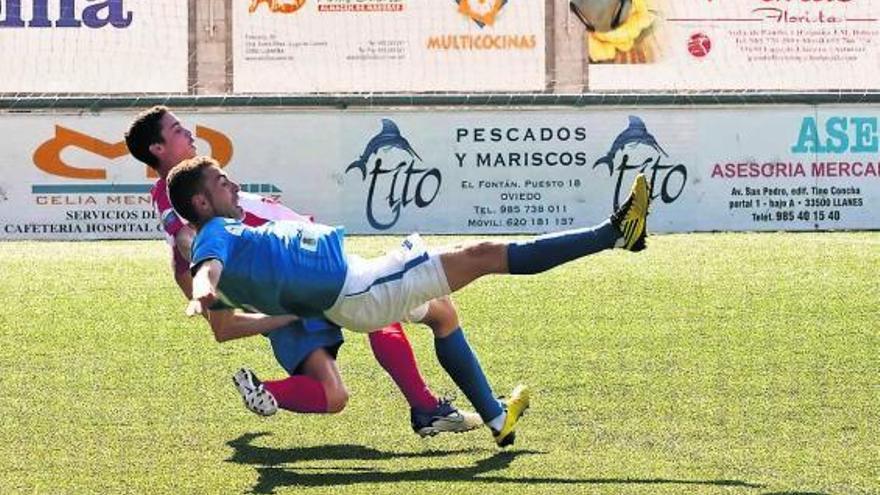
[[174, 225, 196, 263], [191, 259, 223, 310], [206, 309, 299, 343]]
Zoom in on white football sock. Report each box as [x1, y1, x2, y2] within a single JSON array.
[[487, 412, 506, 432]]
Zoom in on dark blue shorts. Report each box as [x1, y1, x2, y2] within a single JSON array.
[[265, 317, 344, 376]]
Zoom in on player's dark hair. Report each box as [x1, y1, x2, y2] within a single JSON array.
[[167, 156, 216, 224], [124, 105, 168, 169]]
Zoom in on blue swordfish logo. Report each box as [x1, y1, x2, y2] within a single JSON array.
[[346, 119, 442, 230], [594, 116, 686, 210]]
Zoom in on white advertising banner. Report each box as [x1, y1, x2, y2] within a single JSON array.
[[588, 0, 880, 91], [233, 0, 545, 92], [0, 0, 188, 93], [2, 106, 879, 240]]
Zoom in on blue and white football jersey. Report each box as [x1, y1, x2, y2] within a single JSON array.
[[191, 217, 348, 317]]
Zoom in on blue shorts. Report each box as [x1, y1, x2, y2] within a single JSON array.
[[265, 317, 344, 376]]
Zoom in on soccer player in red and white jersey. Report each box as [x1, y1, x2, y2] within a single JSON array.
[[125, 106, 481, 436]]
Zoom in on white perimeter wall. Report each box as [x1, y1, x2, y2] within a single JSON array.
[[1, 105, 878, 240]]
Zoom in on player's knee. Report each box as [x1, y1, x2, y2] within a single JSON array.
[[422, 297, 460, 336], [324, 385, 349, 413]]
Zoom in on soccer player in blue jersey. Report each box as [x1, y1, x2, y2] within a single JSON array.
[[124, 106, 481, 438], [169, 155, 651, 446]]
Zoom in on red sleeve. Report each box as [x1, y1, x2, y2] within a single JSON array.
[[151, 178, 186, 238]]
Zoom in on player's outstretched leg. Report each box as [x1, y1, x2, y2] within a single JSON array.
[[506, 172, 651, 273], [440, 173, 651, 291], [232, 368, 278, 417]]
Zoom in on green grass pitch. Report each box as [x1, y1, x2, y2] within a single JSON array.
[[0, 233, 877, 494]]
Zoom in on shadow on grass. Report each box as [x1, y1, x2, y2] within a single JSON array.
[[228, 432, 765, 494], [226, 432, 483, 467]]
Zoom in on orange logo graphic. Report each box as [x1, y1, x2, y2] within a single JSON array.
[[34, 125, 233, 180], [249, 0, 306, 14], [457, 0, 506, 27]]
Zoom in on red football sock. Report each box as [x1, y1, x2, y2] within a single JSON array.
[[369, 322, 439, 413], [263, 375, 328, 413]]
